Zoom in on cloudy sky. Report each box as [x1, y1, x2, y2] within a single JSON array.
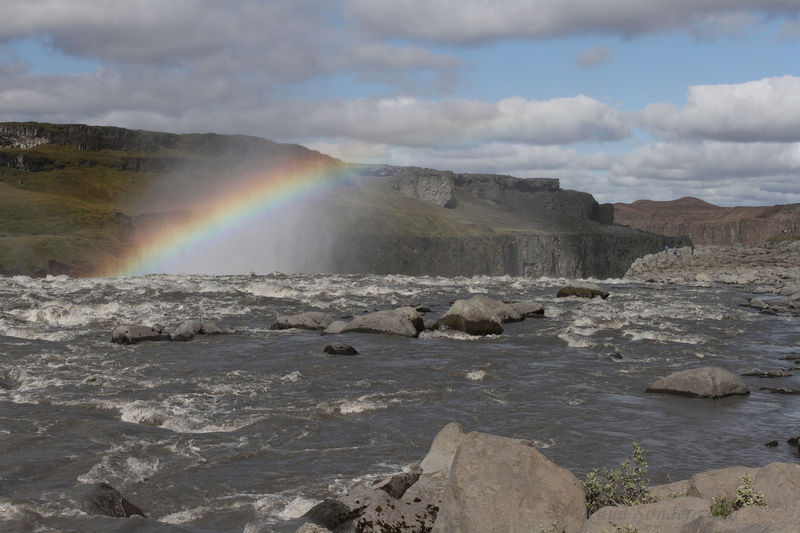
[[2, 0, 800, 206]]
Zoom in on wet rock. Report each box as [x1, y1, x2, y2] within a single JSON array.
[[747, 298, 769, 310], [296, 524, 332, 533], [434, 295, 541, 335], [766, 440, 779, 447], [645, 367, 749, 398], [787, 436, 799, 450], [323, 342, 358, 356], [557, 281, 609, 300], [88, 482, 146, 518], [433, 430, 586, 533], [111, 324, 170, 344], [341, 307, 424, 338], [742, 368, 793, 378], [271, 312, 335, 331]]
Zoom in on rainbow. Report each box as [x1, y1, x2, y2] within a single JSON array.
[[105, 159, 351, 276]]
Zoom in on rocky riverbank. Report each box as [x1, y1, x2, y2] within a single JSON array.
[[292, 422, 800, 533], [624, 241, 800, 313]]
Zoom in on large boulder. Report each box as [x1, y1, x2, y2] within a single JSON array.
[[111, 325, 170, 344], [645, 367, 749, 398], [557, 282, 609, 299], [433, 430, 586, 533], [341, 307, 424, 338], [434, 295, 542, 335], [271, 312, 335, 331]]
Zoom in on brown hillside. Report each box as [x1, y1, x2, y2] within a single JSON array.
[[615, 197, 800, 245]]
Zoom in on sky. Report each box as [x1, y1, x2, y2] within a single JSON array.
[[1, 0, 800, 206]]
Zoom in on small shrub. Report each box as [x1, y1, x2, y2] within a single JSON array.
[[583, 442, 656, 516], [710, 474, 767, 518]]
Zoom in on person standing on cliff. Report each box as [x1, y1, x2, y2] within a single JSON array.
[[664, 244, 669, 254]]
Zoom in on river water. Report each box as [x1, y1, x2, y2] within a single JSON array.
[[0, 273, 798, 532]]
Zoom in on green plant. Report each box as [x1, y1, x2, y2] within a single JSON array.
[[583, 442, 657, 516], [710, 474, 767, 518]]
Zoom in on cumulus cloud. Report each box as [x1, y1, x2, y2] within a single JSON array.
[[608, 140, 800, 204], [576, 46, 612, 68], [638, 76, 800, 142], [345, 0, 800, 43]]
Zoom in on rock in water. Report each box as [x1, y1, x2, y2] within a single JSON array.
[[341, 307, 424, 337], [556, 281, 609, 299], [88, 482, 146, 518], [645, 367, 749, 398], [323, 342, 358, 356], [271, 312, 335, 331], [172, 320, 236, 341], [111, 325, 170, 344], [434, 295, 542, 335], [433, 430, 586, 533]]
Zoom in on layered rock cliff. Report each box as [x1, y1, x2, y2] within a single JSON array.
[[615, 197, 800, 246], [0, 122, 668, 278]]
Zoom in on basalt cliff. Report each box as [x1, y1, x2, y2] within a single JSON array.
[[0, 122, 669, 278]]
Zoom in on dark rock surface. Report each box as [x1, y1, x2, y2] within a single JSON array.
[[172, 320, 235, 341], [645, 367, 749, 398], [87, 482, 146, 518], [323, 342, 358, 355]]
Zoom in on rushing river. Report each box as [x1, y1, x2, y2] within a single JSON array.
[[0, 273, 798, 532]]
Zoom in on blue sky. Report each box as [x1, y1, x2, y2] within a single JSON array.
[[1, 0, 800, 206]]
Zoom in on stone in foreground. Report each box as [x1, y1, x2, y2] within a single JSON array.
[[645, 367, 749, 398], [582, 496, 708, 533], [557, 281, 609, 299], [433, 430, 586, 533], [341, 307, 424, 337], [111, 324, 170, 344]]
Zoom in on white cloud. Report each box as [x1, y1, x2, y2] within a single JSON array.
[[638, 76, 800, 142], [345, 0, 800, 43]]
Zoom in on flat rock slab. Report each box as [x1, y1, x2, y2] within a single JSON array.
[[271, 312, 335, 331], [172, 320, 235, 341], [582, 496, 708, 533], [645, 367, 749, 398], [341, 307, 424, 337], [557, 282, 609, 299]]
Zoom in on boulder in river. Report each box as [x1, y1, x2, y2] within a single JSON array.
[[87, 482, 146, 518], [341, 307, 424, 337], [111, 324, 170, 344], [434, 295, 542, 335], [323, 342, 358, 356], [557, 281, 609, 299], [172, 320, 236, 342], [433, 429, 586, 533], [271, 312, 335, 331], [645, 367, 749, 398]]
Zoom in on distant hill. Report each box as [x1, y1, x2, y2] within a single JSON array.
[[615, 197, 800, 246], [0, 122, 669, 277]]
